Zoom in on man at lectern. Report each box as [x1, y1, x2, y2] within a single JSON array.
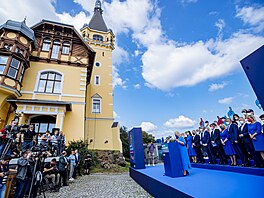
[[175, 132, 191, 176]]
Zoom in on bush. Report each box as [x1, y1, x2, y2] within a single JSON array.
[[66, 139, 98, 168]]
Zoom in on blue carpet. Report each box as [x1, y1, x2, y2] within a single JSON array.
[[130, 164, 264, 198]]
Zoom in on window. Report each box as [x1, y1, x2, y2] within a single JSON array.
[[37, 71, 62, 93], [19, 65, 25, 82], [7, 58, 20, 79], [42, 38, 51, 51], [51, 40, 60, 59], [16, 47, 24, 55], [102, 52, 105, 56], [93, 34, 103, 41], [0, 56, 8, 74], [92, 98, 101, 113], [62, 41, 70, 54], [94, 75, 100, 85], [4, 44, 13, 51], [95, 62, 101, 67]]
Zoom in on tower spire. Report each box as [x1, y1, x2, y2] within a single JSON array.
[[95, 0, 102, 13]]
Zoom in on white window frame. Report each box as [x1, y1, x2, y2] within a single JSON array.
[[94, 75, 100, 85], [92, 98, 101, 114], [34, 69, 64, 95]]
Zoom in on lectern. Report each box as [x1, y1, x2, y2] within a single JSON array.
[[129, 127, 145, 169], [162, 142, 184, 177]]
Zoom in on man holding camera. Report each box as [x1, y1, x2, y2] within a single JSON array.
[[0, 156, 12, 198], [43, 158, 60, 191], [22, 125, 36, 151]]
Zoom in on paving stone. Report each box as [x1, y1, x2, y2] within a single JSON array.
[[43, 173, 152, 198]]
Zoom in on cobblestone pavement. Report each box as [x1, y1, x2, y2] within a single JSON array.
[[44, 173, 152, 198]]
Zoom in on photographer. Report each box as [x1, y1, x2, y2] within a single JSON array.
[[22, 124, 36, 151], [43, 158, 60, 191], [14, 150, 34, 198], [51, 130, 59, 156], [0, 156, 12, 198]]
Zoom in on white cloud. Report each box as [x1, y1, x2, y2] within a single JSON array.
[[140, 122, 158, 132], [218, 97, 234, 104], [208, 82, 228, 92], [112, 66, 127, 89], [164, 115, 196, 129], [215, 19, 225, 38], [0, 0, 59, 26], [134, 84, 141, 89], [236, 6, 264, 32], [141, 33, 264, 91], [180, 0, 198, 5]]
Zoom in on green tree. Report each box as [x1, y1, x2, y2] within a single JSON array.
[[142, 131, 155, 144], [120, 126, 129, 158]]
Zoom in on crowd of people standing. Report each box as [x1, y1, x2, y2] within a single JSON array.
[[0, 121, 92, 198], [184, 109, 264, 168]]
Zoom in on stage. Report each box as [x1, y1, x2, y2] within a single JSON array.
[[130, 164, 264, 198]]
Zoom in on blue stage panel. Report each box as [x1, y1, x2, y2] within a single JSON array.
[[130, 164, 264, 198]]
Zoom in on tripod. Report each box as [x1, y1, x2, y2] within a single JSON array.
[[0, 138, 13, 160], [28, 158, 46, 198]]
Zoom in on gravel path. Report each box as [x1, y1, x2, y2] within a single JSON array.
[[44, 173, 152, 198]]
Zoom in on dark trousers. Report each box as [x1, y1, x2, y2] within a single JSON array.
[[243, 139, 264, 166], [204, 144, 216, 163], [213, 144, 226, 163], [194, 146, 204, 163], [232, 142, 248, 164], [59, 170, 68, 186], [14, 178, 30, 198], [74, 164, 81, 178]]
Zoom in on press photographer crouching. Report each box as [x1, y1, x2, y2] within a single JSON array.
[[43, 158, 60, 192]]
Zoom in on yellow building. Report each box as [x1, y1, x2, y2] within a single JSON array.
[[0, 0, 122, 151], [81, 0, 121, 151]]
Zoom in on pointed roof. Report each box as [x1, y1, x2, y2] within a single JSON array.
[[87, 0, 108, 32], [0, 19, 35, 41]]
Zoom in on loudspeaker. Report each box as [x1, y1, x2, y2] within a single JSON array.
[[240, 45, 264, 110]]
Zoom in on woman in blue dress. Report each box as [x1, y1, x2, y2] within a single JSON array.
[[220, 124, 237, 166], [247, 115, 264, 160], [186, 131, 197, 163], [175, 132, 191, 176]]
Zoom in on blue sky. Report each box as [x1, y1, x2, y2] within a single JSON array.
[[1, 0, 264, 138]]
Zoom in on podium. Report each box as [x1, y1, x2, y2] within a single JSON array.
[[128, 128, 145, 169], [162, 142, 184, 177]]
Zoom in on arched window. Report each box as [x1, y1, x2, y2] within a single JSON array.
[[93, 34, 103, 41], [51, 40, 60, 59], [62, 41, 70, 54], [37, 71, 62, 93], [42, 38, 51, 51]]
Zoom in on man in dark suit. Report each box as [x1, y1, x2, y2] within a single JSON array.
[[58, 151, 68, 186], [210, 123, 227, 164], [239, 117, 263, 167], [192, 130, 204, 163], [201, 127, 216, 164], [227, 119, 249, 166]]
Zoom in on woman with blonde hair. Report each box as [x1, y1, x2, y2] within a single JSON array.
[[247, 115, 264, 160], [175, 131, 191, 176]]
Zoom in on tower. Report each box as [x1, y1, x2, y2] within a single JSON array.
[[0, 20, 35, 128], [80, 0, 122, 151]]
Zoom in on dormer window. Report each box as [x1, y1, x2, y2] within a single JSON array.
[[62, 41, 70, 54], [16, 47, 24, 55], [42, 38, 51, 52], [93, 35, 103, 41], [4, 44, 13, 51], [51, 40, 60, 59]]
